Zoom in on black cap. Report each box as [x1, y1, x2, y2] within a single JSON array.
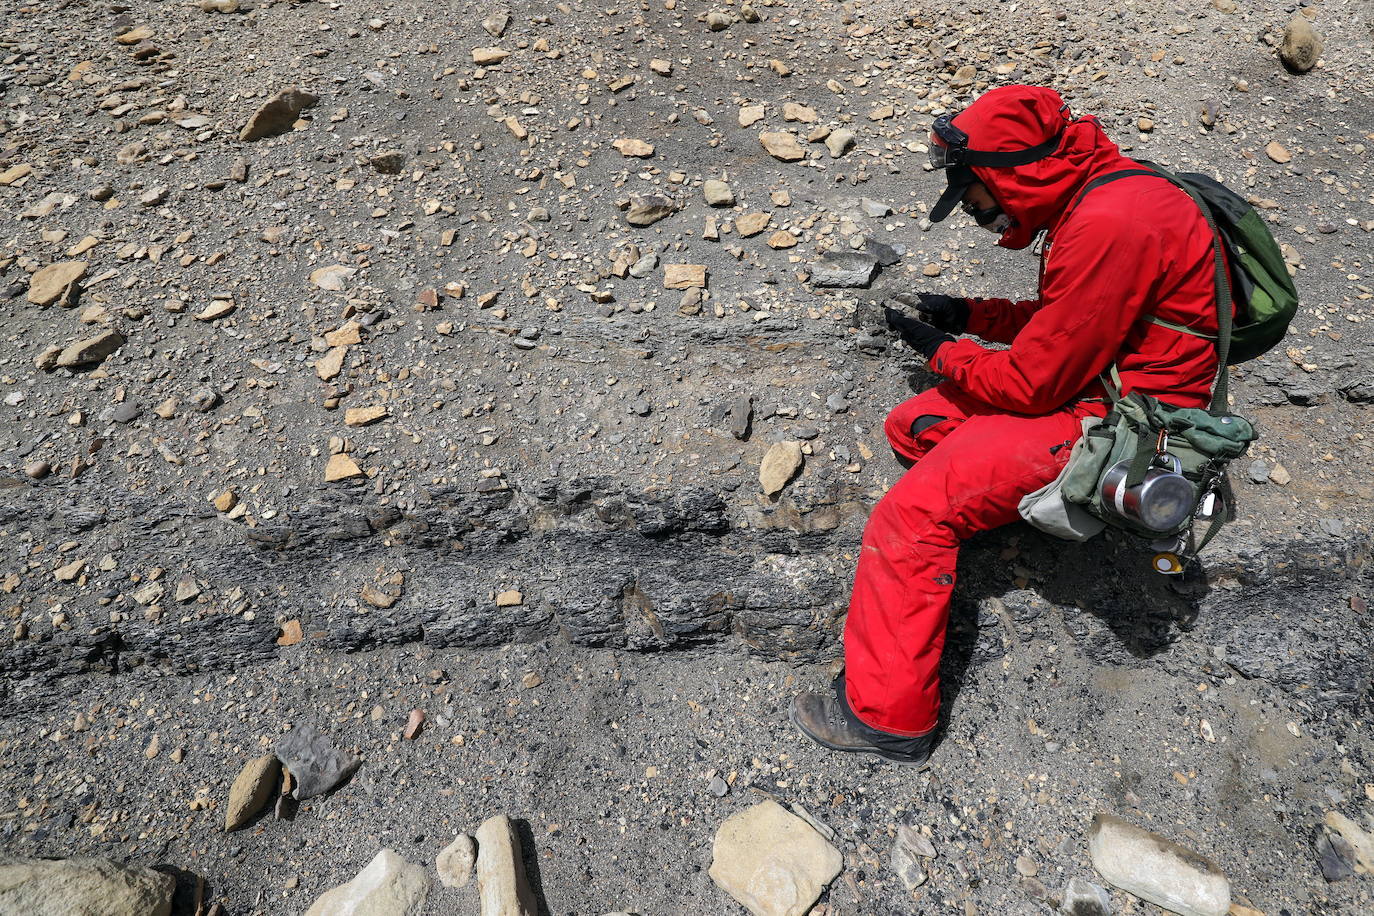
[[930, 165, 975, 223]]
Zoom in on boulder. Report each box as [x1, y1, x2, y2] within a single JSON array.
[[0, 857, 173, 916]]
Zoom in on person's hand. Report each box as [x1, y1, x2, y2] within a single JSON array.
[[893, 292, 968, 333], [884, 307, 954, 360]]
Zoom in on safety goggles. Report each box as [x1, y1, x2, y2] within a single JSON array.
[[928, 112, 1065, 170]]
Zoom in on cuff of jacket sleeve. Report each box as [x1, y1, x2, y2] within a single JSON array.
[[962, 298, 995, 338]]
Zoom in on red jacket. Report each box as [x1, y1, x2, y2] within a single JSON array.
[[928, 89, 1224, 414]]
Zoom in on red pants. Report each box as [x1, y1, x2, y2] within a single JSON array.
[[843, 383, 1105, 736]]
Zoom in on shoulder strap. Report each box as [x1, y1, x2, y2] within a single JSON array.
[[1069, 162, 1233, 412]]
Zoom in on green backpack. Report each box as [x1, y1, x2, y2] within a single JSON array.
[[1077, 160, 1300, 365]]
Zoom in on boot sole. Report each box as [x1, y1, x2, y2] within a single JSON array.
[[789, 704, 931, 769]]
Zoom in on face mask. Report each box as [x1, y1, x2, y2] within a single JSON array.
[[963, 200, 1013, 235]]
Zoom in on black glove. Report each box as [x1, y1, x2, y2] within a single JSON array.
[[894, 292, 969, 333], [884, 307, 954, 360]]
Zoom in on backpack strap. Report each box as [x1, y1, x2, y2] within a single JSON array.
[[1068, 162, 1234, 413]]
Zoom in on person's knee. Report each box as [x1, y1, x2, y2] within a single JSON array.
[[909, 414, 946, 439]]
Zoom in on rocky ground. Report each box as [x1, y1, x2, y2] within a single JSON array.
[[1, 0, 1372, 913]]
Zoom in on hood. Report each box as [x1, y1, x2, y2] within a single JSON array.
[[949, 86, 1129, 250]]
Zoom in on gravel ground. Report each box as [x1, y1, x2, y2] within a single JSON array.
[[1, 0, 1372, 912]]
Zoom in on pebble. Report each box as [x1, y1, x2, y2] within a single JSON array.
[[824, 128, 856, 158], [240, 87, 319, 142], [703, 179, 735, 206], [55, 330, 125, 370], [625, 196, 676, 227], [759, 131, 806, 162], [224, 755, 280, 832], [810, 251, 878, 288], [26, 261, 87, 306], [436, 833, 476, 888], [759, 440, 803, 496], [663, 264, 707, 290], [1059, 877, 1113, 915], [1280, 18, 1322, 73]]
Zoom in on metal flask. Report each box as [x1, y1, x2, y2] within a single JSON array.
[[1099, 456, 1196, 532]]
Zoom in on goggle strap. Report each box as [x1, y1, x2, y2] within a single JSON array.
[[958, 130, 1064, 168]]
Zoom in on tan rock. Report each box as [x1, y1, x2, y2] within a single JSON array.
[[625, 195, 676, 227], [213, 491, 238, 512], [54, 559, 86, 582], [649, 58, 672, 76], [224, 756, 280, 832], [782, 102, 817, 123], [315, 347, 348, 381], [325, 453, 364, 482], [759, 131, 805, 162], [0, 858, 173, 916], [825, 128, 856, 158], [196, 299, 236, 321], [345, 405, 388, 427], [310, 264, 356, 291], [735, 212, 771, 237], [495, 590, 524, 607], [767, 230, 798, 249], [361, 584, 397, 609], [277, 619, 304, 646], [706, 11, 732, 31], [324, 322, 362, 347], [1325, 811, 1374, 873], [1280, 17, 1322, 73], [239, 86, 319, 141], [472, 47, 510, 65], [708, 800, 842, 916], [115, 26, 153, 44], [504, 117, 527, 140], [1265, 141, 1292, 164], [27, 261, 87, 306], [612, 138, 654, 158], [56, 330, 125, 369], [703, 179, 735, 206], [738, 104, 766, 127], [759, 441, 804, 496], [474, 815, 537, 916], [663, 264, 707, 289], [0, 163, 32, 186]]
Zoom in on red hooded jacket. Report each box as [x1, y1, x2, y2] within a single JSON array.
[[927, 87, 1225, 414]]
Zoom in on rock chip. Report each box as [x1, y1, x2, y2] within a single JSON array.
[[472, 47, 510, 65], [0, 857, 173, 916], [612, 139, 654, 158], [663, 265, 707, 290], [239, 86, 319, 141], [274, 724, 361, 800], [224, 755, 280, 831], [1088, 813, 1229, 916], [824, 128, 856, 158], [326, 453, 364, 483], [759, 131, 805, 162], [1280, 18, 1322, 73], [736, 212, 771, 237], [783, 102, 817, 123], [703, 179, 735, 206], [436, 834, 476, 888], [370, 150, 406, 174], [27, 262, 86, 306], [482, 12, 510, 37], [759, 441, 804, 496], [304, 849, 429, 916], [708, 799, 841, 916], [810, 251, 878, 288], [625, 195, 676, 227], [474, 814, 538, 916], [706, 11, 732, 31], [56, 330, 125, 369], [310, 265, 357, 291], [738, 105, 765, 127], [1059, 876, 1112, 914], [1265, 141, 1291, 164]]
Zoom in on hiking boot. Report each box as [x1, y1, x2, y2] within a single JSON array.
[[789, 679, 935, 767]]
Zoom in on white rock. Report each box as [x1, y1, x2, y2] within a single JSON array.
[[304, 848, 429, 916], [474, 814, 537, 916], [759, 441, 803, 496], [436, 834, 476, 888], [1088, 814, 1229, 916], [0, 857, 173, 916], [708, 800, 842, 916]]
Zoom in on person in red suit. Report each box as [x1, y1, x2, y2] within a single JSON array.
[[791, 85, 1226, 766]]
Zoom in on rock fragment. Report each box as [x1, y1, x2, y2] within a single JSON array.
[[224, 755, 280, 831], [625, 196, 676, 227], [612, 138, 654, 158], [735, 212, 771, 237], [810, 251, 878, 288], [703, 179, 735, 206], [239, 87, 319, 141], [706, 11, 732, 31], [303, 849, 429, 916], [890, 826, 932, 890], [310, 265, 356, 291], [274, 724, 361, 800], [482, 12, 510, 38], [325, 453, 364, 483], [825, 128, 856, 158], [474, 814, 538, 916], [1280, 18, 1322, 73], [436, 834, 476, 888], [0, 858, 174, 916], [759, 441, 804, 496], [663, 265, 707, 289], [27, 262, 86, 306], [472, 47, 510, 65], [55, 330, 125, 369], [1088, 813, 1229, 916], [759, 131, 806, 162], [1059, 877, 1112, 915], [708, 800, 841, 916]]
